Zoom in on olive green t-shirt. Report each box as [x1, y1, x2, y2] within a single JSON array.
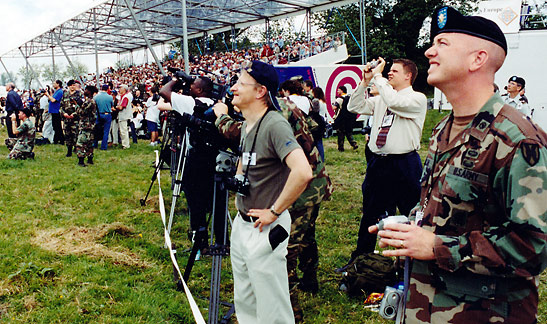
[[236, 110, 301, 215]]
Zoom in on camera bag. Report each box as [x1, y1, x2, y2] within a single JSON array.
[[340, 253, 397, 296]]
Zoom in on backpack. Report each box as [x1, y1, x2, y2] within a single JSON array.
[[340, 253, 398, 296]]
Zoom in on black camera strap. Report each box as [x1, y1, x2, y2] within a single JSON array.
[[240, 109, 271, 182]]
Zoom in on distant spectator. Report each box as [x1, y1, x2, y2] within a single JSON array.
[[45, 80, 65, 144], [39, 89, 54, 144], [503, 76, 530, 116], [116, 85, 133, 149], [310, 97, 327, 161], [333, 85, 358, 151], [280, 79, 311, 115], [5, 82, 23, 138], [145, 86, 161, 146], [5, 108, 35, 160], [75, 85, 98, 166], [94, 84, 114, 150], [302, 80, 313, 99], [311, 87, 333, 124]]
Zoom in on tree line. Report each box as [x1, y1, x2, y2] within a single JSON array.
[[2, 60, 89, 90]]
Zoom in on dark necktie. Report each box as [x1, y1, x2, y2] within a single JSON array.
[[376, 108, 393, 148]]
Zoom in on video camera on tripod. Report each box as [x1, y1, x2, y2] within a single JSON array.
[[166, 67, 238, 104]]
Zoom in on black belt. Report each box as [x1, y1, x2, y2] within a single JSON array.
[[239, 211, 258, 223], [367, 146, 417, 158]]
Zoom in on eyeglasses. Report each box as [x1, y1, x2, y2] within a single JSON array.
[[235, 79, 259, 87]]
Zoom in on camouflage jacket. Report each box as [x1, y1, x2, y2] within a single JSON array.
[[77, 98, 98, 131], [215, 97, 333, 210], [60, 90, 83, 121], [406, 94, 547, 323], [14, 119, 35, 152]]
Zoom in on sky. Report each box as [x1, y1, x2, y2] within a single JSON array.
[[0, 0, 97, 55], [0, 0, 311, 88], [0, 0, 116, 86]]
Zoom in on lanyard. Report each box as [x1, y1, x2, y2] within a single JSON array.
[[240, 110, 270, 181]]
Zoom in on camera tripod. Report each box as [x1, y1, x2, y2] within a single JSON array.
[[173, 149, 236, 324], [142, 121, 235, 323], [140, 113, 183, 207]]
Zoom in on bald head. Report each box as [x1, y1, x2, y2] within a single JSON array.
[[464, 34, 505, 73]]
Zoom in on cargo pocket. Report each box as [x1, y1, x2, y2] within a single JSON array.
[[268, 224, 288, 251], [439, 171, 488, 229]]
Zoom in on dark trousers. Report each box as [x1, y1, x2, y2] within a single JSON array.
[[5, 112, 19, 138], [95, 113, 112, 150], [351, 147, 422, 260], [337, 126, 357, 150], [51, 113, 65, 144], [182, 149, 227, 245], [129, 120, 138, 144]]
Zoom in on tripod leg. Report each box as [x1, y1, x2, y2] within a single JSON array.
[[208, 254, 222, 324], [167, 133, 187, 235], [182, 227, 207, 282], [140, 125, 173, 206]]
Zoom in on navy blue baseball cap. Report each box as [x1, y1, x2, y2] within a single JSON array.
[[244, 60, 281, 111], [430, 6, 507, 54]]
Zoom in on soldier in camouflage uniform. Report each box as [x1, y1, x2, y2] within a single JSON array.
[[60, 80, 84, 157], [372, 7, 547, 324], [75, 86, 98, 167], [214, 96, 333, 323], [5, 108, 35, 160]]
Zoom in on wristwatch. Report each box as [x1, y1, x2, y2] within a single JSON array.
[[270, 205, 282, 217]]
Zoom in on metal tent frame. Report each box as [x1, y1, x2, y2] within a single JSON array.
[[1, 0, 360, 82]]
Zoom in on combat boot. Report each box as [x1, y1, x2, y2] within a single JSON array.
[[78, 157, 86, 167], [66, 145, 73, 157], [87, 156, 94, 165]]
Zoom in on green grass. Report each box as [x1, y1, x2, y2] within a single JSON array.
[[0, 109, 545, 324]]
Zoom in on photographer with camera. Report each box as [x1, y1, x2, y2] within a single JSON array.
[[370, 7, 547, 323], [212, 61, 312, 324], [5, 108, 35, 160], [214, 92, 332, 322], [335, 57, 427, 272], [159, 73, 221, 250]]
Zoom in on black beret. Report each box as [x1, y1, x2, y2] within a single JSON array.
[[430, 6, 507, 54], [508, 76, 525, 88]]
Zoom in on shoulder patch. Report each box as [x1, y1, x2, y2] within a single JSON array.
[[521, 143, 540, 166]]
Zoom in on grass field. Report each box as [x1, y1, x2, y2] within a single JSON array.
[[0, 109, 545, 323]]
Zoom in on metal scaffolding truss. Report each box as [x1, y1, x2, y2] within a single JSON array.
[[2, 0, 357, 59]]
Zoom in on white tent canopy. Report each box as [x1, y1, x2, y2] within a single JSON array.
[[2, 0, 358, 59]]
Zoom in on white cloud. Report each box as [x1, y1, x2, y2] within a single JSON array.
[[0, 0, 96, 55]]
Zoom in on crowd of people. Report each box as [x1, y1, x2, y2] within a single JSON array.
[[0, 32, 346, 165], [1, 6, 547, 324]]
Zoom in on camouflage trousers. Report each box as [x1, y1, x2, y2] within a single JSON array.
[[287, 204, 320, 322], [75, 129, 94, 158], [5, 138, 33, 160], [63, 120, 78, 147]]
